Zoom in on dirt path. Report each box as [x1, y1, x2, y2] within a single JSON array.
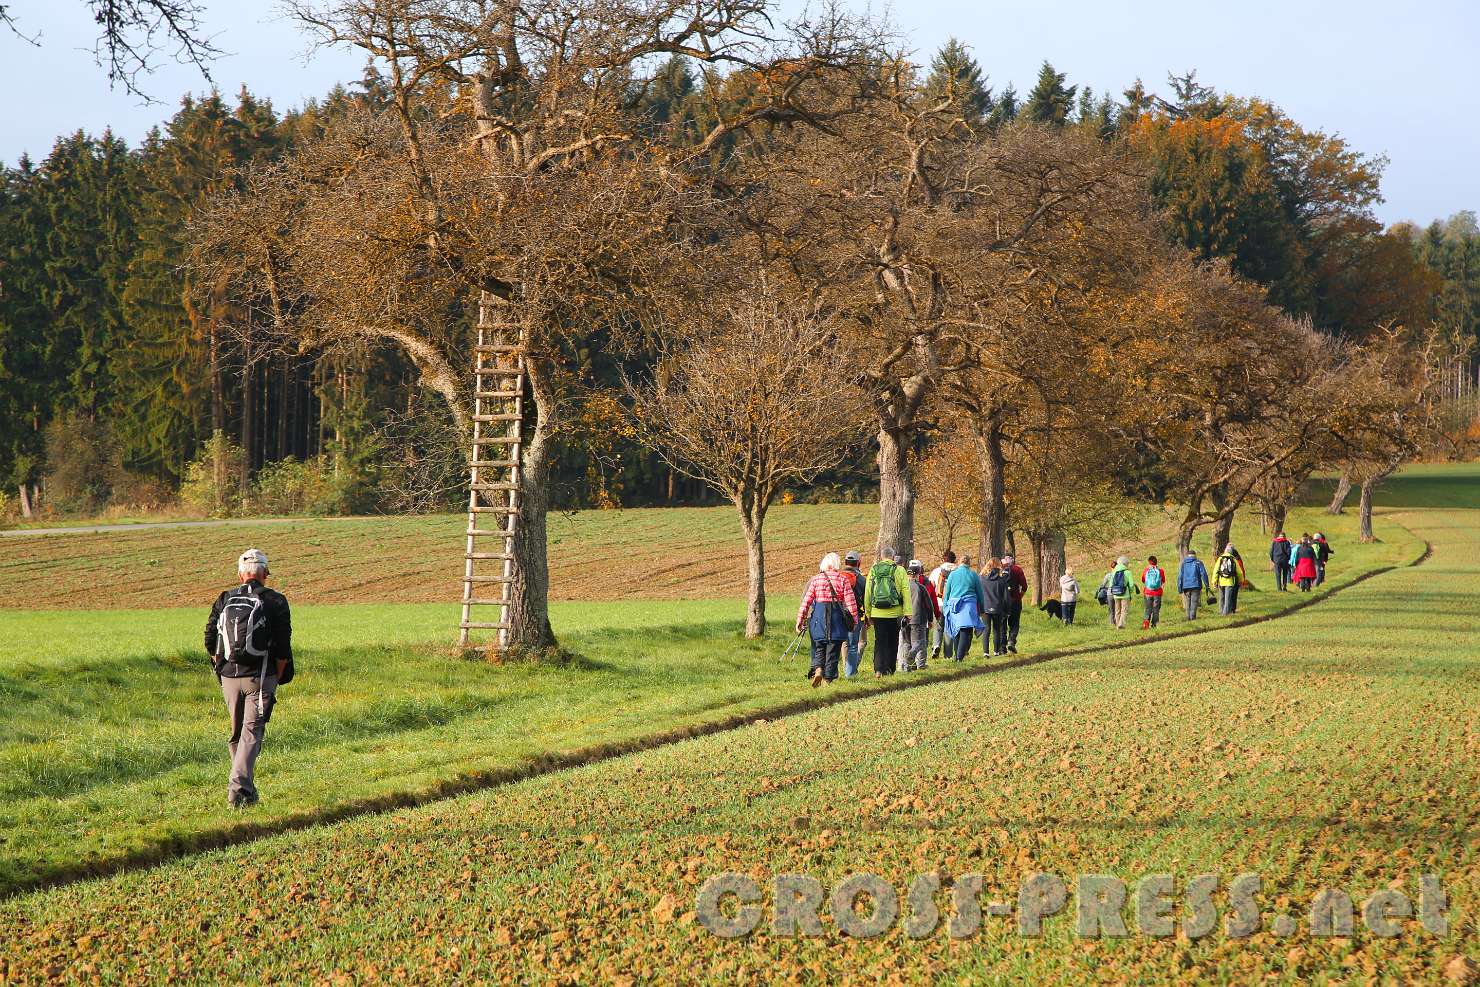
[[0, 517, 322, 538]]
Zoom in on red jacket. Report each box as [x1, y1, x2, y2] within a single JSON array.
[[1141, 565, 1165, 597], [915, 575, 942, 619], [1008, 564, 1028, 603]]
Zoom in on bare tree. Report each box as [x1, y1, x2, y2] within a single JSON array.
[[3, 1, 221, 98], [1325, 325, 1444, 541], [719, 78, 1141, 561], [194, 0, 887, 650], [627, 292, 871, 637]]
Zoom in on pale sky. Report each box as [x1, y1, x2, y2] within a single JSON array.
[[1, 0, 1475, 226]]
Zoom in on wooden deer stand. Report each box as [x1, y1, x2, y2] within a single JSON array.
[[458, 311, 526, 653]]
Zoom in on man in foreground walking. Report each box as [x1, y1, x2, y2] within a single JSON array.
[[205, 548, 293, 809]]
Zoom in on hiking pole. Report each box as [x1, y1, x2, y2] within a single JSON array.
[[778, 632, 805, 663]]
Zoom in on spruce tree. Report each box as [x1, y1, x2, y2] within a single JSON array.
[[924, 38, 992, 123], [1022, 61, 1076, 127], [0, 158, 52, 498], [37, 130, 137, 421]]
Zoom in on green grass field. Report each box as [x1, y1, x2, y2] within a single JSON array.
[[0, 466, 1475, 984], [0, 500, 1415, 899]]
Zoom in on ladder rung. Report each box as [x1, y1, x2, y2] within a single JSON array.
[[462, 598, 511, 606], [473, 368, 522, 377], [464, 575, 515, 584], [469, 460, 519, 469], [473, 414, 522, 422], [472, 482, 520, 491], [469, 506, 519, 514], [474, 344, 523, 354], [471, 436, 519, 445], [460, 621, 511, 630], [467, 528, 514, 537], [474, 390, 522, 400], [466, 551, 515, 560]]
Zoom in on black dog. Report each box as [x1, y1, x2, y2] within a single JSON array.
[[1039, 598, 1064, 621]]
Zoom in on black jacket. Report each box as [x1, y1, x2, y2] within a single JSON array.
[[205, 580, 292, 678], [981, 571, 1013, 615]]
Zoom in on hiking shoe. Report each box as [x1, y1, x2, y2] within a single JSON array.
[[1008, 646, 1017, 654], [1141, 619, 1150, 630], [810, 668, 823, 688]]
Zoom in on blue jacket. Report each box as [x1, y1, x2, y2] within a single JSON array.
[[943, 592, 985, 638], [943, 563, 985, 612], [1178, 556, 1210, 592]]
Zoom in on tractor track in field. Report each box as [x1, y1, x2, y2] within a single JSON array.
[[4, 517, 1431, 901]]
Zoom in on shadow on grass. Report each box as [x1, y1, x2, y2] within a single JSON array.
[[0, 528, 1431, 899]]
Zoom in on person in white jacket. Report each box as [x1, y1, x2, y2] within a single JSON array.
[[1058, 568, 1080, 625]]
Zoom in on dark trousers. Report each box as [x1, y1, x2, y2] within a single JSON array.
[[1297, 577, 1314, 592], [951, 628, 974, 661], [1274, 563, 1290, 591], [1062, 601, 1077, 625], [810, 639, 842, 681], [985, 614, 1008, 655], [1007, 599, 1023, 648], [1316, 561, 1326, 585], [871, 617, 900, 674]]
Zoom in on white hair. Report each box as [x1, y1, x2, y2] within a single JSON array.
[[819, 552, 842, 573], [239, 561, 268, 580]]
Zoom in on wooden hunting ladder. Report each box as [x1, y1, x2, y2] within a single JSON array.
[[459, 320, 526, 652]]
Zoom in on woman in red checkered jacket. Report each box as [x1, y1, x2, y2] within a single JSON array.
[[796, 552, 860, 688]]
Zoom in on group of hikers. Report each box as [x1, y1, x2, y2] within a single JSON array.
[[199, 529, 1331, 803], [794, 531, 1335, 688]]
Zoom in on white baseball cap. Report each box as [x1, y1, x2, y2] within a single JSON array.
[[238, 548, 270, 573]]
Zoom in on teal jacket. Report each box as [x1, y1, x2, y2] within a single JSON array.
[[943, 563, 986, 614]]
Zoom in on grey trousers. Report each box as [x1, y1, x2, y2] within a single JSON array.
[[899, 620, 928, 670], [1218, 584, 1239, 615], [222, 673, 277, 803], [1182, 590, 1200, 620], [1143, 594, 1163, 626]]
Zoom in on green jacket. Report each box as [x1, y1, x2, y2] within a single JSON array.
[[1100, 563, 1139, 600], [863, 561, 915, 620]]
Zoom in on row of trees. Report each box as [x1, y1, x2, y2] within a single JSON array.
[[182, 1, 1458, 646], [0, 74, 755, 516]]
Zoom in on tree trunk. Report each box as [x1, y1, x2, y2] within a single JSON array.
[[1358, 478, 1376, 542], [876, 424, 915, 560], [504, 351, 557, 651], [976, 421, 1007, 563], [209, 324, 225, 436], [1212, 512, 1234, 557], [1031, 528, 1066, 605], [18, 483, 32, 519], [1267, 501, 1288, 536], [1176, 519, 1197, 560], [1327, 472, 1351, 515], [240, 356, 256, 498], [739, 504, 767, 639]]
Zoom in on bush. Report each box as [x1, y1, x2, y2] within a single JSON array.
[[108, 472, 176, 513], [179, 432, 247, 517], [43, 413, 124, 514], [249, 455, 363, 516]]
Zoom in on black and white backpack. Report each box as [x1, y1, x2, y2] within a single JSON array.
[[216, 585, 272, 697]]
